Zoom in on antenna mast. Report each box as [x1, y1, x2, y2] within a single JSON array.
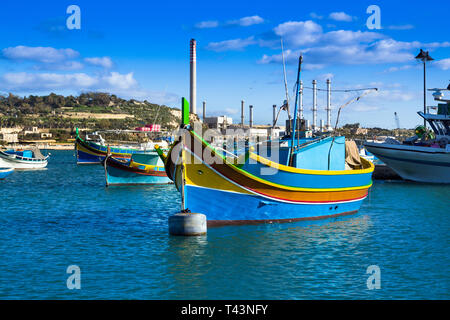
[[281, 38, 291, 120]]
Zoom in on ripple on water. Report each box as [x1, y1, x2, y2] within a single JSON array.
[[0, 151, 448, 299]]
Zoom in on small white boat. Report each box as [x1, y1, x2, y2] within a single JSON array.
[[0, 148, 49, 169], [365, 87, 450, 183]]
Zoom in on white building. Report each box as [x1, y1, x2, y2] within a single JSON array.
[[204, 116, 233, 129], [0, 133, 19, 143]]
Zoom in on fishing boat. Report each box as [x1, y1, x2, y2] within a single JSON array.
[[157, 78, 374, 226], [75, 128, 168, 164], [365, 85, 450, 183], [0, 148, 49, 169], [103, 152, 171, 186], [0, 168, 14, 179]]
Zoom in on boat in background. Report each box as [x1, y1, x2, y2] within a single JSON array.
[[103, 152, 171, 186], [359, 147, 375, 162], [75, 128, 169, 164], [0, 168, 14, 179], [365, 85, 450, 183], [0, 148, 49, 169]]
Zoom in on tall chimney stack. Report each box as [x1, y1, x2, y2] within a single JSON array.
[[249, 105, 254, 128], [202, 101, 206, 121], [241, 100, 245, 127], [272, 105, 277, 126], [312, 80, 317, 131], [326, 79, 331, 131], [190, 39, 197, 114]]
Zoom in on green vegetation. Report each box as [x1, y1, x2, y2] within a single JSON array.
[[0, 92, 179, 130], [336, 123, 415, 141]]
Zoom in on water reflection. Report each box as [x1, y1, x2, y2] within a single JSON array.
[[164, 214, 373, 299]]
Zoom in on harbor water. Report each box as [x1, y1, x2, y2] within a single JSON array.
[[0, 150, 448, 299]]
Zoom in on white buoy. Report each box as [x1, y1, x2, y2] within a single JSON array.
[[168, 86, 207, 236], [169, 213, 207, 236]]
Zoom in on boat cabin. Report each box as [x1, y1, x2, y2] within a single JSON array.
[[419, 112, 450, 140]]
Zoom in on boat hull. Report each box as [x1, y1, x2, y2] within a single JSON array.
[[104, 156, 171, 186], [164, 130, 373, 226], [185, 185, 365, 226], [0, 168, 14, 179], [365, 142, 450, 183], [75, 137, 168, 164], [0, 154, 48, 169], [75, 138, 133, 164]]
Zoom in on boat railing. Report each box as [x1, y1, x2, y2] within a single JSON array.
[[292, 135, 331, 152]]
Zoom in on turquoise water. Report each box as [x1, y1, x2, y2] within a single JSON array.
[[0, 150, 448, 299]]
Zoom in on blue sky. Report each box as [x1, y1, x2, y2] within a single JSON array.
[[0, 0, 449, 128]]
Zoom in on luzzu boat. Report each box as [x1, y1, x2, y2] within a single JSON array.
[[103, 152, 171, 186], [0, 168, 14, 179], [0, 148, 49, 169], [75, 128, 167, 164], [156, 98, 374, 226]]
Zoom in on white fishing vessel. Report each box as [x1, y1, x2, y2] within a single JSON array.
[[365, 85, 450, 183], [0, 147, 49, 169]]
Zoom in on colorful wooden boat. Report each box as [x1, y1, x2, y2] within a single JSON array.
[[0, 167, 14, 179], [75, 128, 167, 164], [103, 153, 171, 186], [156, 99, 374, 227], [0, 148, 49, 169]]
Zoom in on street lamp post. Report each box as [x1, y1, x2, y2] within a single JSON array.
[[415, 49, 434, 128]]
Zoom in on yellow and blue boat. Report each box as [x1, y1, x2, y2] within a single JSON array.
[[158, 55, 374, 226], [103, 153, 171, 186], [75, 128, 166, 164], [157, 96, 374, 226]]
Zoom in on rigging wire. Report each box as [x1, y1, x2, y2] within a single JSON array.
[[302, 86, 378, 92]]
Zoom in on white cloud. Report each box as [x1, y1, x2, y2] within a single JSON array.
[[434, 58, 450, 70], [322, 30, 384, 44], [318, 73, 334, 81], [2, 46, 79, 63], [274, 20, 322, 47], [0, 70, 179, 105], [383, 64, 416, 73], [259, 23, 449, 69], [0, 71, 136, 92], [259, 42, 413, 67], [195, 20, 219, 29], [1, 72, 98, 90], [33, 61, 84, 71], [329, 12, 354, 22], [309, 13, 323, 19], [227, 15, 264, 27], [102, 72, 137, 90], [206, 37, 257, 52], [350, 89, 416, 112], [325, 87, 417, 114], [143, 91, 179, 105], [84, 57, 113, 68], [196, 16, 264, 29]]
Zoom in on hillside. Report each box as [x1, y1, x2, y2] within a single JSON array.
[[0, 92, 181, 130]]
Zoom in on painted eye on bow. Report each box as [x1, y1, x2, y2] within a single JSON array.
[[197, 170, 203, 175]]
